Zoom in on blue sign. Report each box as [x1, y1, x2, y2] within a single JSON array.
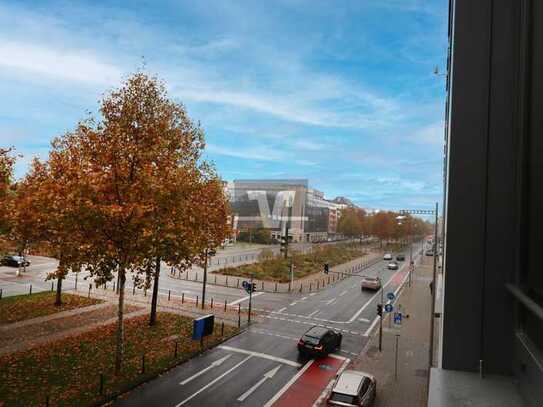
[[387, 292, 395, 301], [192, 314, 215, 340], [394, 312, 402, 325], [242, 281, 249, 290], [384, 303, 393, 313]]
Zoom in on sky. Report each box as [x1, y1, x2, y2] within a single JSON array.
[[0, 0, 448, 211]]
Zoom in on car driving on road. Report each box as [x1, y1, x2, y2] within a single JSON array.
[[383, 253, 392, 260], [1, 255, 30, 268], [327, 370, 377, 406], [396, 254, 405, 261], [361, 276, 381, 291], [387, 261, 399, 270], [298, 326, 342, 357]]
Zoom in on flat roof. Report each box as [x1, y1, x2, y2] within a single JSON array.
[[333, 371, 367, 396]]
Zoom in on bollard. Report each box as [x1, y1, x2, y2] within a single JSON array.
[[274, 282, 277, 292], [182, 293, 185, 304], [224, 299, 227, 312], [46, 395, 50, 407], [226, 277, 228, 286], [141, 354, 145, 374], [0, 288, 2, 300], [133, 286, 135, 295], [215, 275, 217, 284], [238, 312, 241, 328], [168, 290, 171, 301], [309, 283, 312, 292], [195, 272, 198, 282], [113, 281, 116, 292], [88, 284, 91, 298], [29, 284, 32, 295], [174, 341, 178, 358], [288, 282, 291, 292], [317, 280, 320, 290], [237, 279, 239, 288], [221, 321, 225, 336], [99, 373, 104, 395], [261, 281, 264, 290], [144, 289, 147, 297], [328, 276, 330, 285], [185, 272, 188, 281], [211, 298, 214, 308], [51, 281, 54, 291], [300, 284, 303, 293], [105, 282, 107, 290], [196, 296, 199, 308]]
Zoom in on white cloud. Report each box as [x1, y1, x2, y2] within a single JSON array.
[[412, 122, 445, 146], [0, 40, 122, 85], [206, 143, 287, 162]]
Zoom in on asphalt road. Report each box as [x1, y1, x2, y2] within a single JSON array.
[[115, 242, 423, 407]]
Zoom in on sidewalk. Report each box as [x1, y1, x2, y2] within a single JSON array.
[[348, 258, 434, 407]]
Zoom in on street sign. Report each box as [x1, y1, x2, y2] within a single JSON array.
[[192, 314, 215, 340], [387, 292, 395, 301], [394, 312, 402, 325], [384, 303, 393, 313], [242, 281, 249, 290]]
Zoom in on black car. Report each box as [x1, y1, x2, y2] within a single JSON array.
[[1, 255, 30, 267], [298, 326, 342, 357], [396, 254, 405, 261]]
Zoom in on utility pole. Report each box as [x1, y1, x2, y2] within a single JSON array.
[[429, 202, 439, 368]]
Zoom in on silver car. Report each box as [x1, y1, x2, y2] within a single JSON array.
[[327, 370, 377, 406], [361, 276, 381, 291]]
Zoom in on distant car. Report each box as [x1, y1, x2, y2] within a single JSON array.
[[327, 370, 377, 406], [1, 255, 30, 267], [387, 262, 399, 270], [361, 276, 381, 291], [425, 250, 434, 256], [298, 326, 342, 357], [383, 253, 392, 261], [396, 254, 405, 261]]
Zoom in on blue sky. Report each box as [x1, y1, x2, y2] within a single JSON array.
[[0, 0, 448, 211]]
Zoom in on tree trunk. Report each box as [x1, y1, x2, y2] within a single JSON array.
[[55, 277, 63, 306], [115, 270, 126, 375], [149, 256, 160, 326]]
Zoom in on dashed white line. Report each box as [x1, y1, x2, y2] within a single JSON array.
[[277, 307, 287, 313], [228, 292, 264, 306], [218, 345, 301, 368], [339, 290, 348, 296], [307, 310, 319, 318]]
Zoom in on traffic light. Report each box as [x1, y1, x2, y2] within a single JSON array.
[[280, 237, 287, 252], [324, 263, 329, 274], [377, 304, 383, 317], [252, 283, 257, 293]]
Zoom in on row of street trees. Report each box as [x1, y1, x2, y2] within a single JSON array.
[[337, 207, 432, 242], [0, 73, 230, 374]]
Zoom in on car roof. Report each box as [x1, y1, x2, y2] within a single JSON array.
[[304, 326, 329, 337], [332, 370, 373, 395]]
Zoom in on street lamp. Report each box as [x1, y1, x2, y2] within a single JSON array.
[[201, 247, 217, 310]]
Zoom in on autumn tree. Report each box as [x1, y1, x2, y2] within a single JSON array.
[[337, 208, 363, 238], [43, 73, 229, 374]]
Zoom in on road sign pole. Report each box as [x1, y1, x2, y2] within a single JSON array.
[[429, 202, 439, 369], [202, 249, 208, 310], [379, 310, 383, 352], [394, 334, 400, 380]]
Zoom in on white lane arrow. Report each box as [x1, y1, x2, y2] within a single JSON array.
[[237, 365, 281, 402], [179, 354, 232, 385]]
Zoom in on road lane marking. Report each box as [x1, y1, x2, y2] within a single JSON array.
[[218, 345, 301, 367], [324, 298, 337, 305], [174, 355, 252, 406], [179, 354, 232, 385], [339, 290, 348, 296], [307, 310, 319, 318], [262, 360, 314, 407], [277, 307, 287, 313], [228, 292, 264, 306], [358, 318, 371, 323], [237, 365, 281, 402]]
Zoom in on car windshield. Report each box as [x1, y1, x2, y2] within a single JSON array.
[[330, 392, 356, 404], [302, 335, 321, 345], [364, 277, 379, 282]]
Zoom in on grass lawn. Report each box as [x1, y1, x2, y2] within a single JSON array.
[[0, 312, 238, 407], [218, 242, 370, 282], [0, 291, 103, 325]]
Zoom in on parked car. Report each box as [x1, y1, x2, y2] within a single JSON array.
[[387, 261, 399, 270], [327, 370, 377, 406], [383, 253, 392, 261], [396, 254, 405, 261], [298, 326, 342, 357], [361, 276, 381, 291], [1, 255, 30, 267]]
